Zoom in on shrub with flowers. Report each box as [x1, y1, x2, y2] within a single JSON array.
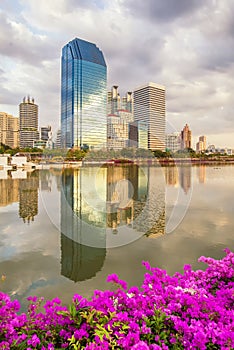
[[0, 249, 233, 349]]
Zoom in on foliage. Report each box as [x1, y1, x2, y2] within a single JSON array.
[[84, 148, 154, 161], [65, 149, 87, 161], [135, 148, 154, 159], [0, 143, 12, 154], [153, 150, 170, 158], [173, 148, 197, 158], [0, 249, 233, 349]]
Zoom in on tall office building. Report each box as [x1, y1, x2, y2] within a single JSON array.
[[107, 86, 120, 115], [0, 112, 19, 148], [181, 124, 192, 149], [61, 38, 107, 149], [133, 82, 166, 151], [196, 135, 206, 153], [19, 96, 39, 148], [107, 85, 133, 150], [107, 109, 133, 150], [108, 85, 133, 114]]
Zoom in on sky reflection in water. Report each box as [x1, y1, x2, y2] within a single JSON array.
[[0, 164, 233, 308]]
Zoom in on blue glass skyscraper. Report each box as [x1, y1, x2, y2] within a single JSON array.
[[61, 38, 107, 149]]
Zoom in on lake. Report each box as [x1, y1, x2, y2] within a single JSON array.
[[0, 164, 233, 309]]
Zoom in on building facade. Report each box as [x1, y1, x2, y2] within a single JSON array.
[[166, 132, 181, 153], [40, 125, 52, 141], [19, 96, 39, 148], [107, 109, 133, 150], [55, 129, 61, 149], [196, 135, 206, 153], [61, 38, 107, 149], [129, 121, 148, 149], [34, 125, 54, 149], [133, 82, 166, 151], [0, 112, 19, 148], [107, 85, 133, 115], [181, 123, 192, 149]]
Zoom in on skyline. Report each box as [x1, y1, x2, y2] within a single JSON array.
[[0, 0, 234, 148]]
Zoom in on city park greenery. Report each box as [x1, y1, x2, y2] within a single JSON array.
[[0, 142, 233, 162]]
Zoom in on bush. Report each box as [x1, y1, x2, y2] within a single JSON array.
[[0, 249, 233, 349]]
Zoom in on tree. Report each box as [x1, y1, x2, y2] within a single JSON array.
[[120, 148, 135, 159], [153, 150, 167, 158], [136, 148, 154, 158], [66, 149, 86, 160]]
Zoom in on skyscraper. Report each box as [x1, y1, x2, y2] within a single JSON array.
[[19, 96, 39, 148], [181, 124, 192, 149], [61, 38, 107, 149], [133, 82, 166, 151]]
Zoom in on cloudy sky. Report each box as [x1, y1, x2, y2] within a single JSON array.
[[0, 0, 234, 148]]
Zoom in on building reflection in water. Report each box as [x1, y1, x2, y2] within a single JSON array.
[[61, 233, 106, 282], [197, 165, 206, 183], [106, 165, 137, 231], [132, 167, 165, 238], [61, 167, 107, 247], [60, 164, 166, 281], [163, 165, 193, 194], [61, 167, 107, 281], [163, 166, 179, 187], [39, 170, 52, 192], [0, 170, 19, 207], [179, 166, 192, 194], [0, 169, 39, 224], [106, 165, 165, 238], [19, 171, 39, 223]]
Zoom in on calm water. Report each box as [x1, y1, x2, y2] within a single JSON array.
[[0, 164, 234, 308]]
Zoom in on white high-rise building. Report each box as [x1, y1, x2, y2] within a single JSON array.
[[133, 82, 166, 151]]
